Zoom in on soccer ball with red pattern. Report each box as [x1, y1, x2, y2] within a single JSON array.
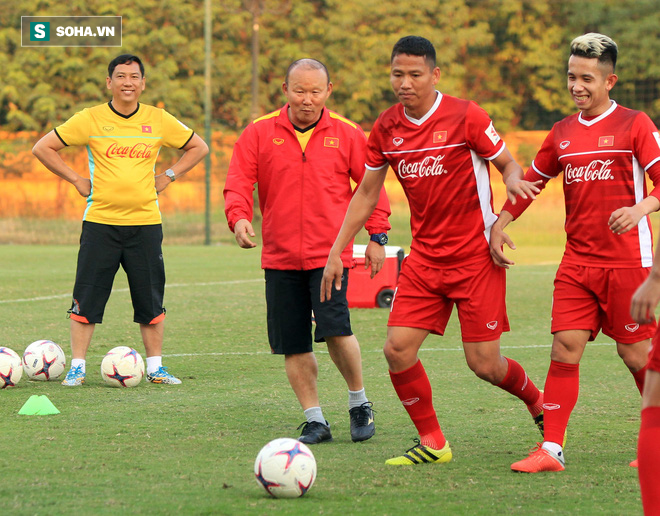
[[101, 346, 144, 388], [254, 438, 317, 498], [0, 347, 23, 388], [22, 340, 66, 381]]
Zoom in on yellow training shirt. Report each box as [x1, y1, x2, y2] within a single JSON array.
[[295, 127, 315, 152], [55, 102, 194, 225]]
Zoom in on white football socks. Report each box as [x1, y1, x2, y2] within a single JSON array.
[[542, 441, 563, 456], [70, 358, 85, 373], [146, 356, 162, 375], [348, 388, 368, 409], [304, 407, 326, 425]]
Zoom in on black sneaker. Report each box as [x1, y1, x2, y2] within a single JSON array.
[[349, 401, 375, 442], [297, 420, 333, 444]]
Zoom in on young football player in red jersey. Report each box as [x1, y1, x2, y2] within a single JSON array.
[[322, 35, 544, 465], [491, 33, 660, 473], [630, 247, 660, 515]]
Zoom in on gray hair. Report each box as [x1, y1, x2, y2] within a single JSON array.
[[285, 58, 330, 86], [570, 33, 618, 70]]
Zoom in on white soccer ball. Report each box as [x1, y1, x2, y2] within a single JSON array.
[[0, 347, 23, 388], [254, 437, 317, 498], [101, 346, 144, 388], [22, 340, 66, 381]]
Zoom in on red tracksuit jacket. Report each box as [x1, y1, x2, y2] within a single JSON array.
[[224, 105, 391, 270]]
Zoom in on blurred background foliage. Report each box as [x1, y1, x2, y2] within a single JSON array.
[[1, 0, 659, 134]]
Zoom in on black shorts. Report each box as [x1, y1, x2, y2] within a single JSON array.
[[265, 268, 353, 355], [69, 221, 166, 325]]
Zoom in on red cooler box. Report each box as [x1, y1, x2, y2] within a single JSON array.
[[347, 244, 404, 308]]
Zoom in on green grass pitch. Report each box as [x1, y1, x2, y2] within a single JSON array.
[[0, 244, 644, 515]]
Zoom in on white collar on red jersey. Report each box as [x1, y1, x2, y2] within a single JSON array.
[[403, 91, 443, 126], [578, 100, 618, 127]]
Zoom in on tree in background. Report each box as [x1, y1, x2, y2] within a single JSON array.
[[0, 0, 658, 133]]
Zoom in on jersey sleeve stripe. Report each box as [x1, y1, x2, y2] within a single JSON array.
[[531, 161, 554, 179], [179, 131, 194, 150], [645, 156, 660, 171], [53, 128, 68, 146], [483, 143, 505, 161], [364, 163, 388, 171], [366, 163, 388, 171]]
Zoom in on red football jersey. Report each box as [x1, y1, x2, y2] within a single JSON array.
[[367, 92, 506, 267], [503, 102, 660, 268]]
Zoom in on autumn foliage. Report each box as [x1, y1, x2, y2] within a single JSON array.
[[0, 129, 561, 219]]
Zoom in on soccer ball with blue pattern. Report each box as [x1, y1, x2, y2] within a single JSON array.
[[101, 346, 144, 388], [0, 347, 23, 389], [23, 340, 66, 381], [254, 438, 317, 498]]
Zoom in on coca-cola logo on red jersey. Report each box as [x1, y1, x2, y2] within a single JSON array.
[[564, 159, 614, 185], [397, 155, 447, 179], [105, 142, 153, 159]]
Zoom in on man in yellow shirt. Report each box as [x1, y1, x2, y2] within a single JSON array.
[[32, 54, 208, 386]]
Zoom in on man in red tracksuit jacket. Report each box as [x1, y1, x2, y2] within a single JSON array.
[[224, 58, 391, 445]]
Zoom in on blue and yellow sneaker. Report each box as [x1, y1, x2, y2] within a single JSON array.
[[385, 438, 452, 465], [61, 365, 86, 386], [146, 366, 182, 385]]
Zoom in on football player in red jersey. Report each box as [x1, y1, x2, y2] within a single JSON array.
[[490, 33, 660, 473], [322, 36, 544, 465], [630, 250, 660, 515]]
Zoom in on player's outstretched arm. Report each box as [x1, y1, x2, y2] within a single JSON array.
[[493, 149, 542, 205], [32, 131, 91, 197], [490, 210, 516, 269], [321, 167, 387, 301], [609, 196, 660, 235]]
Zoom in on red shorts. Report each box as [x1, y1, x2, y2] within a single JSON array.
[[388, 254, 509, 342], [551, 262, 656, 344], [649, 329, 660, 372]]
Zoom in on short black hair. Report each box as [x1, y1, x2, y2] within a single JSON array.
[[570, 33, 618, 71], [391, 36, 436, 68], [108, 54, 145, 78], [285, 58, 330, 86]]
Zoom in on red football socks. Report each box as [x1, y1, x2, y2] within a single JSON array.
[[389, 360, 446, 449], [542, 360, 579, 446], [639, 406, 660, 515], [497, 357, 542, 416]]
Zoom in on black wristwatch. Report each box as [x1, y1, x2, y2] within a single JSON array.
[[370, 233, 388, 245]]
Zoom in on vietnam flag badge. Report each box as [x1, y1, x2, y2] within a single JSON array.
[[324, 137, 339, 148]]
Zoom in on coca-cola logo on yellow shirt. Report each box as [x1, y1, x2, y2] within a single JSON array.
[[105, 142, 153, 159]]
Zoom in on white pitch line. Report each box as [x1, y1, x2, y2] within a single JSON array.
[[156, 341, 616, 358], [0, 278, 263, 304], [80, 342, 617, 360]]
